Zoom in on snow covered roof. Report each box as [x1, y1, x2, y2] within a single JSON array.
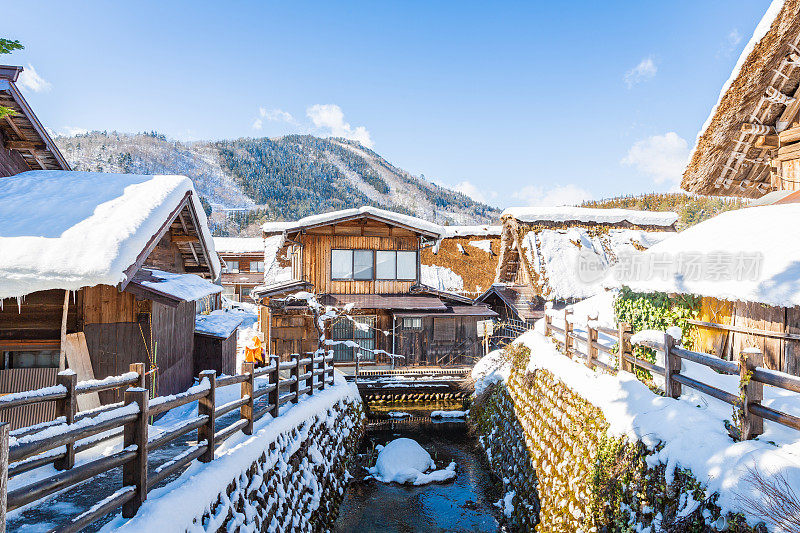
[[260, 206, 442, 237], [213, 237, 264, 254], [438, 225, 501, 238], [613, 204, 800, 308], [501, 206, 678, 228], [0, 171, 220, 299], [261, 221, 295, 235], [682, 0, 794, 198], [195, 309, 245, 339], [132, 268, 222, 303], [263, 234, 292, 287]]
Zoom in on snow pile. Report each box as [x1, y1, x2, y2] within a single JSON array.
[[613, 204, 800, 309], [471, 349, 512, 396], [0, 171, 219, 299], [212, 237, 263, 253], [520, 227, 672, 300], [468, 239, 494, 254], [262, 206, 442, 237], [430, 410, 467, 419], [195, 309, 245, 339], [138, 268, 222, 301], [438, 225, 501, 238], [387, 411, 410, 418], [421, 264, 464, 292], [502, 206, 678, 228], [368, 438, 456, 485]]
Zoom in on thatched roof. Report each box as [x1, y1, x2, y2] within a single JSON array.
[[682, 0, 800, 197]]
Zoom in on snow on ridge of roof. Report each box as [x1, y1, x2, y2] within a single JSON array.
[[439, 225, 501, 238], [138, 268, 222, 302], [260, 206, 442, 236], [613, 204, 800, 308], [501, 206, 678, 227], [213, 237, 264, 253], [0, 170, 220, 299], [261, 221, 295, 234]]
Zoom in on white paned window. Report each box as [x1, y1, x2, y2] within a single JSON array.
[[331, 250, 353, 279], [223, 260, 239, 273], [353, 250, 374, 280], [396, 251, 417, 280], [251, 261, 264, 272], [403, 317, 422, 329], [376, 251, 397, 279]]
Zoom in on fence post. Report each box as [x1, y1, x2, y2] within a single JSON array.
[[122, 387, 149, 518], [663, 332, 681, 399], [54, 370, 77, 471], [130, 362, 145, 390], [617, 322, 632, 373], [291, 354, 301, 404], [564, 308, 573, 357], [319, 351, 327, 391], [241, 362, 255, 435], [0, 422, 8, 533], [587, 325, 597, 369], [269, 355, 280, 418], [308, 351, 315, 396], [544, 311, 552, 337], [198, 370, 216, 463], [739, 348, 764, 440]]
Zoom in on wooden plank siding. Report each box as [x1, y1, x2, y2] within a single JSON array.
[[0, 290, 78, 342], [0, 368, 58, 429], [0, 131, 32, 177], [396, 315, 483, 366], [151, 301, 196, 398]]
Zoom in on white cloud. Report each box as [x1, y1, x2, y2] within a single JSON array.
[[624, 57, 657, 88], [621, 131, 690, 186], [728, 29, 742, 48], [306, 104, 373, 148], [453, 181, 497, 204], [260, 108, 295, 122], [251, 118, 263, 130], [17, 64, 52, 93], [511, 184, 593, 207]]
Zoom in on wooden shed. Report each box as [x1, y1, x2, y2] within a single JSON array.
[[253, 207, 496, 367], [0, 171, 222, 426], [193, 310, 245, 376]]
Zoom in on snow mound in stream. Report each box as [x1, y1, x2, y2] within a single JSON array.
[[369, 438, 456, 485]]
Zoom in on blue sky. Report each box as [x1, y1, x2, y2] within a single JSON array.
[[4, 0, 773, 208]]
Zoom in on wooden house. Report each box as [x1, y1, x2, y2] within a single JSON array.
[[0, 65, 70, 176], [481, 207, 678, 324], [0, 171, 223, 426], [253, 207, 496, 367], [421, 225, 501, 297], [214, 237, 266, 302]]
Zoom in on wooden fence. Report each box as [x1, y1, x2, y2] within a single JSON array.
[[543, 308, 800, 441], [0, 352, 335, 532]]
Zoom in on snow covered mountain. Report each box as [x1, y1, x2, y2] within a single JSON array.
[[55, 132, 498, 233]]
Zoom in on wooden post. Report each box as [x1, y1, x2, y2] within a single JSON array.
[[308, 351, 315, 395], [617, 322, 632, 373], [269, 355, 280, 418], [0, 422, 8, 533], [564, 309, 573, 357], [739, 348, 764, 440], [663, 332, 681, 399], [198, 370, 216, 463], [544, 312, 552, 336], [291, 354, 301, 404], [54, 370, 77, 471], [320, 351, 327, 391], [59, 290, 69, 371], [122, 387, 148, 518], [130, 362, 145, 390], [241, 362, 255, 435], [587, 325, 598, 369]]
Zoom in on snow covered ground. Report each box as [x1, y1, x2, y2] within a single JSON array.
[[473, 291, 800, 529]]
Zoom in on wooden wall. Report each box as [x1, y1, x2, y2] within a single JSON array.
[[299, 228, 419, 295], [0, 131, 31, 177], [151, 300, 196, 397], [0, 290, 78, 342], [144, 233, 186, 273], [270, 310, 316, 359], [0, 368, 58, 429], [396, 315, 482, 366], [193, 332, 236, 377]]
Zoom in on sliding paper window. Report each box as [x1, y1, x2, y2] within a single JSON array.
[[330, 316, 376, 362]]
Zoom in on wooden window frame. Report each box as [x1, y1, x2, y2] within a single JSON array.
[[331, 249, 375, 281]]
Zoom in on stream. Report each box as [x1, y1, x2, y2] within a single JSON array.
[[334, 404, 503, 533]]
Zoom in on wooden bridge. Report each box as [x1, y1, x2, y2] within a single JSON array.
[[345, 367, 473, 403]]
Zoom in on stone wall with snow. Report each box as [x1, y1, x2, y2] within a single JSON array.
[[470, 344, 763, 531], [106, 379, 364, 532]]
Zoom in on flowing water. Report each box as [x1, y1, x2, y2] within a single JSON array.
[[334, 405, 503, 533]]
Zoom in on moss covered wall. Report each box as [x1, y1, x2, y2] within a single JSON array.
[[471, 345, 760, 532]]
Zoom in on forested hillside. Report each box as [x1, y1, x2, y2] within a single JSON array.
[[582, 192, 746, 229], [56, 132, 498, 235]]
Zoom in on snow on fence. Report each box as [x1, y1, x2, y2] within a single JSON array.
[[0, 352, 335, 532], [543, 308, 800, 441]]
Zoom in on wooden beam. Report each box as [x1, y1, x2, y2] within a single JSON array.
[[4, 116, 25, 140], [755, 135, 779, 148], [177, 213, 200, 265], [776, 81, 800, 132], [779, 125, 800, 144], [4, 140, 45, 150], [170, 234, 200, 244]]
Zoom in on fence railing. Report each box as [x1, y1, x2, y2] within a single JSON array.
[[0, 352, 335, 532], [543, 308, 800, 441]]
